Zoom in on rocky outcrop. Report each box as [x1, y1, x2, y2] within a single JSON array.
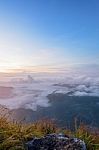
[[25, 133, 86, 150]]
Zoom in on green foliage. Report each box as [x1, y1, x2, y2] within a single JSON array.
[[74, 124, 99, 150], [0, 118, 57, 150], [0, 117, 99, 150]]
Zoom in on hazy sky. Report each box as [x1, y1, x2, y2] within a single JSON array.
[[0, 0, 99, 70]]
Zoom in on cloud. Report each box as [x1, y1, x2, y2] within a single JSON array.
[[0, 65, 99, 110]]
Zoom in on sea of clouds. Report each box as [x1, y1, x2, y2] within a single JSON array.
[[0, 65, 99, 111]]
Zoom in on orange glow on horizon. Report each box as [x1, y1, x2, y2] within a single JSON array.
[[0, 65, 63, 73]]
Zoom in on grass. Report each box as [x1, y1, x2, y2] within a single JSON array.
[[0, 116, 99, 150], [75, 124, 99, 150]]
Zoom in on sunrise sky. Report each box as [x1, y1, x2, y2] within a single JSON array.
[[0, 0, 99, 71]]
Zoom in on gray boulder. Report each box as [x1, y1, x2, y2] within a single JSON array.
[[25, 133, 86, 150]]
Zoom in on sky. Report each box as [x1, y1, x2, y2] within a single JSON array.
[[0, 0, 99, 71]]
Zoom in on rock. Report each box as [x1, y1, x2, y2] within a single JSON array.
[[25, 133, 86, 150]]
